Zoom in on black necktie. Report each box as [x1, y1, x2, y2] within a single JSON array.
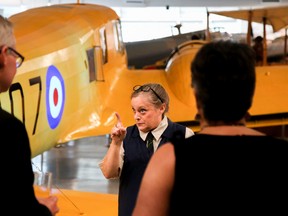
[[146, 131, 154, 155]]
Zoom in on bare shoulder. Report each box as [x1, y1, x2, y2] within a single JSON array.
[[134, 142, 175, 215], [153, 142, 175, 164], [146, 142, 175, 183], [143, 142, 176, 182]]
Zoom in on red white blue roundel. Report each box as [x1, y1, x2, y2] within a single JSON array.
[[46, 65, 65, 129]]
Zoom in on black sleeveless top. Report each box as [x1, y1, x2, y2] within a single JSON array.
[[118, 118, 186, 216], [170, 134, 288, 215]]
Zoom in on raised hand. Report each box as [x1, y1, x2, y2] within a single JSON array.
[[111, 112, 127, 143]]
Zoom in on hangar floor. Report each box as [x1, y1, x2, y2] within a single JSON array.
[[32, 135, 119, 195]]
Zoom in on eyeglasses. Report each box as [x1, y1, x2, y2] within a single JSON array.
[[133, 85, 164, 103], [7, 47, 25, 68], [0, 46, 25, 68]]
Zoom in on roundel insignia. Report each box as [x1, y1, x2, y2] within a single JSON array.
[[46, 65, 65, 129]]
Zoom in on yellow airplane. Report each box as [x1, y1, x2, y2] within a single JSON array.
[[2, 3, 288, 215], [3, 3, 288, 160], [5, 2, 199, 158]]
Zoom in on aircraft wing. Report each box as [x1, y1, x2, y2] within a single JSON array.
[[210, 5, 288, 32]]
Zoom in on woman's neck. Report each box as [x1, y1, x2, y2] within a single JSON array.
[[201, 122, 245, 128], [199, 122, 264, 136], [200, 119, 246, 129]]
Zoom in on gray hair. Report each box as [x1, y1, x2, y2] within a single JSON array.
[[0, 15, 16, 47]]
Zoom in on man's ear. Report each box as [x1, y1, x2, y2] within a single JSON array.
[[193, 91, 201, 110], [194, 95, 204, 120]]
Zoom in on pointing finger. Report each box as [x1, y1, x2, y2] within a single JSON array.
[[115, 112, 123, 127]]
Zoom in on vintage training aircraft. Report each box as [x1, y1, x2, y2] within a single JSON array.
[[4, 3, 199, 158], [209, 5, 288, 65]]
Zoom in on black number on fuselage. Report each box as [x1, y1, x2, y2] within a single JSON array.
[[29, 76, 42, 135], [9, 82, 25, 124]]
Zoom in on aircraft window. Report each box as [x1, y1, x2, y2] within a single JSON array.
[[99, 27, 108, 64], [87, 48, 96, 82], [113, 19, 125, 54], [86, 47, 104, 82]]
